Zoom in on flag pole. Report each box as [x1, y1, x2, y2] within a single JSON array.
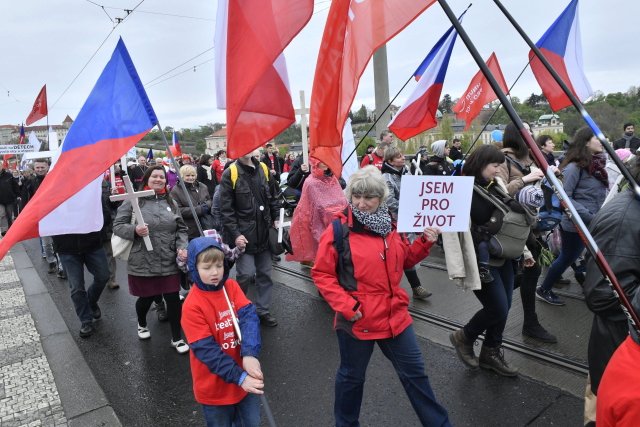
[[157, 124, 204, 237], [492, 0, 640, 199], [462, 59, 531, 158], [436, 0, 640, 336], [341, 3, 473, 167]]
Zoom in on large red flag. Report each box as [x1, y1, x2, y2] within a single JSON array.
[[453, 53, 509, 130], [309, 0, 437, 177], [222, 0, 313, 158], [25, 85, 48, 126]]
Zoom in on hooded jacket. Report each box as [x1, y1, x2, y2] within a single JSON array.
[[311, 207, 433, 340], [181, 237, 261, 405]]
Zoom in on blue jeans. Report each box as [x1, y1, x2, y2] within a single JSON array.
[[59, 248, 110, 326], [201, 393, 260, 427], [540, 229, 585, 292], [334, 326, 450, 427], [464, 261, 514, 347]]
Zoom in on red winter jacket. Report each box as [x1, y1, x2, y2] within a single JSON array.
[[311, 208, 433, 340]]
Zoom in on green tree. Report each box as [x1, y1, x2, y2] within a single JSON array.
[[438, 94, 453, 114], [195, 140, 206, 153], [439, 115, 454, 142]]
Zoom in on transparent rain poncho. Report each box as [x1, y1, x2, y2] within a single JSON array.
[[286, 159, 347, 263]]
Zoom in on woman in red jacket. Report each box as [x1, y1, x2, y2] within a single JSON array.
[[311, 165, 450, 427]]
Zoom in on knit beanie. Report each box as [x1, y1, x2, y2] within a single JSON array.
[[516, 185, 544, 210], [615, 148, 632, 162], [431, 140, 447, 158]]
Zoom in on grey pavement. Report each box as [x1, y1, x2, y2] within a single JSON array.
[[0, 241, 120, 427], [4, 237, 587, 426]]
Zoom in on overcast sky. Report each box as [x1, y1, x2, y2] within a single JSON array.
[[1, 0, 638, 131]]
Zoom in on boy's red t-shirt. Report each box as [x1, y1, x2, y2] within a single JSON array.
[[181, 279, 251, 405]]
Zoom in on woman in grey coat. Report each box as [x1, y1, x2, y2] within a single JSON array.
[[381, 146, 431, 300], [113, 165, 189, 353], [170, 164, 212, 240], [536, 127, 608, 306]]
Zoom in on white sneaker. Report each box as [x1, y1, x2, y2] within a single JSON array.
[[171, 339, 190, 354], [137, 325, 151, 340]]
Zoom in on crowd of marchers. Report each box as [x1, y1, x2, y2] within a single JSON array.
[[2, 122, 639, 426]]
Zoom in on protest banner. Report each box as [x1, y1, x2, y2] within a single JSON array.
[[397, 175, 474, 233], [0, 144, 36, 155]]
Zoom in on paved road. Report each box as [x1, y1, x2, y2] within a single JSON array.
[[22, 238, 583, 426]]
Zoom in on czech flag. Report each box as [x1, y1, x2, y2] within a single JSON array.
[[0, 38, 157, 260], [172, 131, 182, 156], [389, 24, 459, 141], [529, 0, 592, 111]]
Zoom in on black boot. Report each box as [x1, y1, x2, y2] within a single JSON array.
[[449, 329, 478, 368], [522, 320, 557, 343], [479, 345, 518, 377]]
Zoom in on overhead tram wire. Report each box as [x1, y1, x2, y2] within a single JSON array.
[[52, 0, 146, 109], [145, 58, 215, 89], [144, 47, 215, 86]]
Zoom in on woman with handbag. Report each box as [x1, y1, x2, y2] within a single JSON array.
[[171, 165, 213, 240], [113, 165, 190, 354], [496, 123, 557, 343], [450, 145, 525, 377], [536, 127, 608, 306]]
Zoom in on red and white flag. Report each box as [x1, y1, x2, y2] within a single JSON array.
[[25, 85, 48, 126], [309, 0, 436, 176], [453, 52, 509, 130], [215, 0, 313, 158]]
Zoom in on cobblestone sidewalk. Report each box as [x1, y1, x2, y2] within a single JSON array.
[[0, 253, 67, 427]]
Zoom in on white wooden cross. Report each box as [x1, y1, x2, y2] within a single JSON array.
[[295, 90, 309, 165], [412, 153, 423, 175], [109, 175, 154, 251], [277, 208, 292, 244]]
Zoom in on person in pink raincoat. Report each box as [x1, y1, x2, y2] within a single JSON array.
[[286, 158, 347, 266]]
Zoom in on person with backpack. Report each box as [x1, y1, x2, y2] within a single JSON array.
[[219, 149, 281, 327], [450, 145, 530, 377], [536, 127, 608, 306], [495, 122, 557, 343], [311, 165, 450, 427]]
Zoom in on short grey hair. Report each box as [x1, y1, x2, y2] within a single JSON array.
[[345, 165, 389, 201], [383, 146, 403, 163]]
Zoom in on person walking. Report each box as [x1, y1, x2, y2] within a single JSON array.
[[536, 127, 608, 306], [312, 166, 451, 427], [113, 165, 190, 353]]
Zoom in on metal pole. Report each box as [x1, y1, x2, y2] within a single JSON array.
[[260, 394, 277, 427], [157, 124, 204, 237], [493, 0, 640, 199], [437, 0, 640, 335]]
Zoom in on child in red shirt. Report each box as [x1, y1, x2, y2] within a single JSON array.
[[182, 237, 263, 426]]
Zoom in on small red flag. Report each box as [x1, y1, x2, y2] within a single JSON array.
[[25, 85, 48, 126], [453, 53, 509, 130]]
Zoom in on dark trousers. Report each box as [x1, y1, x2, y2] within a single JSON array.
[[136, 292, 182, 341], [464, 261, 514, 347], [521, 242, 542, 326], [59, 248, 109, 326], [540, 229, 584, 292], [334, 326, 450, 427]]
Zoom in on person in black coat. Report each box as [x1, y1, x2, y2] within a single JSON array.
[[612, 122, 640, 153], [261, 143, 284, 182], [0, 163, 19, 235], [196, 154, 216, 197]]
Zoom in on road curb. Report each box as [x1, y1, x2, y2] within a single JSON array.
[[12, 242, 122, 427]]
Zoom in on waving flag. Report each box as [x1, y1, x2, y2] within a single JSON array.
[[146, 148, 154, 161], [25, 85, 48, 126], [453, 53, 509, 130], [0, 38, 157, 260], [529, 0, 592, 111], [309, 0, 437, 177], [215, 0, 313, 159], [172, 131, 182, 156], [389, 24, 459, 141]]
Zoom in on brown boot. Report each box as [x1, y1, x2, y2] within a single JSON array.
[[479, 345, 518, 377], [449, 329, 478, 368]]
